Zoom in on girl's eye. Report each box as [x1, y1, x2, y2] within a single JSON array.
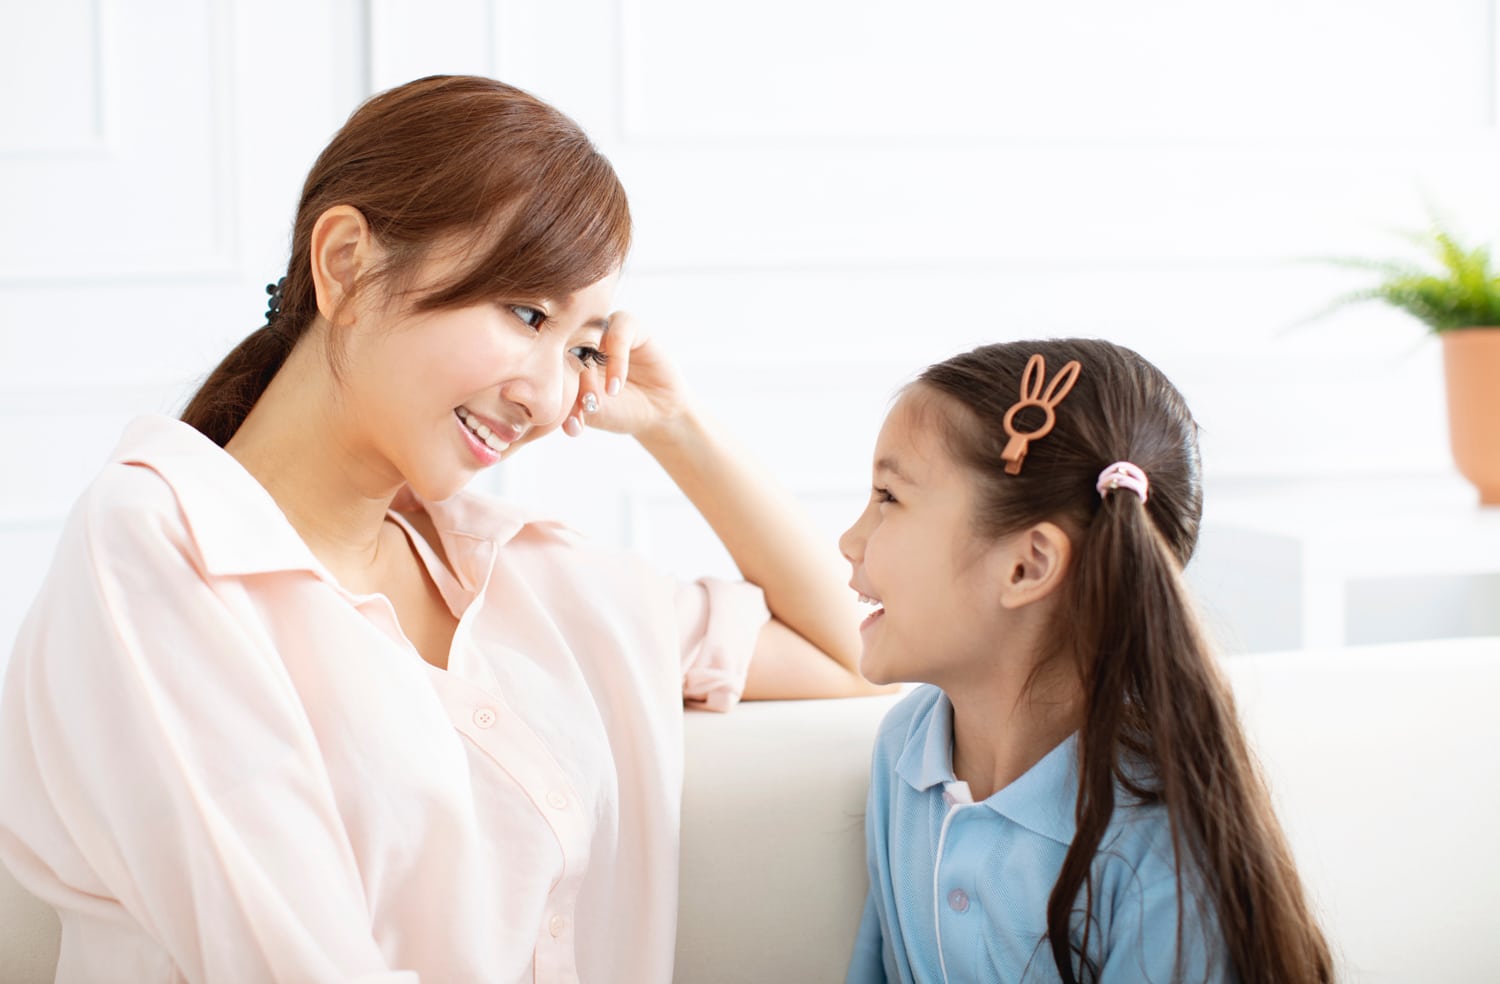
[[570, 346, 609, 369], [873, 486, 896, 505], [510, 305, 546, 329]]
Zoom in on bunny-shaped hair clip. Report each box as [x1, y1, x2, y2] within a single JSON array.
[[1000, 353, 1082, 475]]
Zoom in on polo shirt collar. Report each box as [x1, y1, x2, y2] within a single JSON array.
[[895, 688, 1080, 845], [111, 415, 553, 581]]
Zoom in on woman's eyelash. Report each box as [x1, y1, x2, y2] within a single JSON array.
[[874, 486, 896, 504], [508, 303, 604, 368], [572, 346, 609, 368], [510, 304, 546, 329]]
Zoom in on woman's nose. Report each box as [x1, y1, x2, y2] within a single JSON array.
[[504, 345, 570, 425]]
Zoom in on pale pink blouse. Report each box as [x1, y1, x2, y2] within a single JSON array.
[[0, 415, 768, 983]]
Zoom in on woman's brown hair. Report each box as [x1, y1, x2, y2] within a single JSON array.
[[182, 75, 632, 446], [918, 339, 1333, 983]]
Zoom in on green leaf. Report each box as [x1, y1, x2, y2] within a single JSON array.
[[1306, 221, 1500, 333]]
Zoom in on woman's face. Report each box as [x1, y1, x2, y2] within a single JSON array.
[[338, 249, 618, 502]]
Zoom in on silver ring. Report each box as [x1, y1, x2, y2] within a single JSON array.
[[581, 393, 600, 415]]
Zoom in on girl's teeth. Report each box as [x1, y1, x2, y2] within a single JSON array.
[[476, 424, 492, 439]]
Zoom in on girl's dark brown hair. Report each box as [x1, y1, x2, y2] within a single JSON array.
[[182, 75, 632, 446], [918, 339, 1333, 983]]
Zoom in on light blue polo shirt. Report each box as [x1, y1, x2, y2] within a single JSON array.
[[848, 685, 1229, 983]]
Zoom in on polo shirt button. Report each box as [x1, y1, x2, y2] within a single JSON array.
[[546, 789, 568, 810], [472, 707, 496, 729], [947, 889, 970, 913], [549, 913, 567, 937]]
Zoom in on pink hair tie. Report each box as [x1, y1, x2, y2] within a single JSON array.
[[1097, 462, 1149, 503]]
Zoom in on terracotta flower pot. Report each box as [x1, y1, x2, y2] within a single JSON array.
[[1441, 328, 1500, 505]]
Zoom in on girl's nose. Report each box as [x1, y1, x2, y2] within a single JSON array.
[[838, 514, 865, 564]]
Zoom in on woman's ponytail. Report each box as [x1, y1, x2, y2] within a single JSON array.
[[179, 315, 300, 448]]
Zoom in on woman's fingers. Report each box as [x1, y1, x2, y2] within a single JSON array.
[[563, 310, 639, 438], [603, 310, 636, 397]]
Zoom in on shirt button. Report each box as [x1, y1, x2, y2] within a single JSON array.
[[472, 707, 496, 729], [546, 789, 568, 810], [948, 889, 970, 913], [548, 913, 567, 937]]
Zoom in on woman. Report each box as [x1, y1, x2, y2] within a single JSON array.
[[0, 76, 874, 983]]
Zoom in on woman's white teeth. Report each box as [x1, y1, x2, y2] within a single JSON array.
[[858, 593, 881, 606], [458, 407, 508, 452]]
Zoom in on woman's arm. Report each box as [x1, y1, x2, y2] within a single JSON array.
[[638, 405, 880, 698], [580, 314, 886, 699]]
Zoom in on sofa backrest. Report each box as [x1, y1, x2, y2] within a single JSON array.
[[3, 638, 1498, 982]]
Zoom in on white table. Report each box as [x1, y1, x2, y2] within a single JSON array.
[[1187, 476, 1500, 651]]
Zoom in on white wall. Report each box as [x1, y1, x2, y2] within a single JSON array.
[[5, 0, 1500, 664]]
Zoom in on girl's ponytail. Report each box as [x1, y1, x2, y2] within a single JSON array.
[[1058, 469, 1330, 983], [917, 339, 1334, 984]]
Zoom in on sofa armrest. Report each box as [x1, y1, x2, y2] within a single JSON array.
[[675, 694, 902, 984]]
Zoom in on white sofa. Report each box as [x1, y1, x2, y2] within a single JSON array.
[[4, 638, 1498, 982]]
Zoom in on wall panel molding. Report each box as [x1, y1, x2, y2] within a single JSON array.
[[0, 0, 112, 157], [0, 0, 241, 280]]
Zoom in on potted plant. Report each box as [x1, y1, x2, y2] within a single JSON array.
[[1323, 226, 1500, 505]]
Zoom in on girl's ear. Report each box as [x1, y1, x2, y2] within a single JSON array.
[[996, 521, 1072, 610], [309, 205, 376, 325]]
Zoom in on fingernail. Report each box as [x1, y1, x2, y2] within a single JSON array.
[[607, 377, 622, 397], [563, 416, 581, 437]]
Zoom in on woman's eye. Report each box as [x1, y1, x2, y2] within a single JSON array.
[[570, 346, 609, 368], [873, 486, 896, 504], [510, 305, 546, 329]]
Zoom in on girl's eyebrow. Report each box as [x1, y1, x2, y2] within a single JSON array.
[[875, 457, 915, 485]]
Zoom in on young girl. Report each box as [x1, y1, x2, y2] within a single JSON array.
[[0, 76, 874, 983], [842, 339, 1334, 983]]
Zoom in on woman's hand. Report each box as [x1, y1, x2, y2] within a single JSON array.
[[562, 309, 870, 696], [561, 311, 690, 442]]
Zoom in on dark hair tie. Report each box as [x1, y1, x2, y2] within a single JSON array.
[[264, 277, 286, 324]]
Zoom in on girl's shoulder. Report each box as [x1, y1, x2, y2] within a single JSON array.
[[1095, 786, 1186, 898]]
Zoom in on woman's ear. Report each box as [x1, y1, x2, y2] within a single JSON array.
[[996, 521, 1072, 610], [309, 205, 375, 325]]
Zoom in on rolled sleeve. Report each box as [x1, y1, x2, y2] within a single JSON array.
[[674, 576, 769, 712]]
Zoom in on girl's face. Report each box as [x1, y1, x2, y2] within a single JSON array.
[[338, 251, 618, 502], [839, 391, 1016, 687]]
